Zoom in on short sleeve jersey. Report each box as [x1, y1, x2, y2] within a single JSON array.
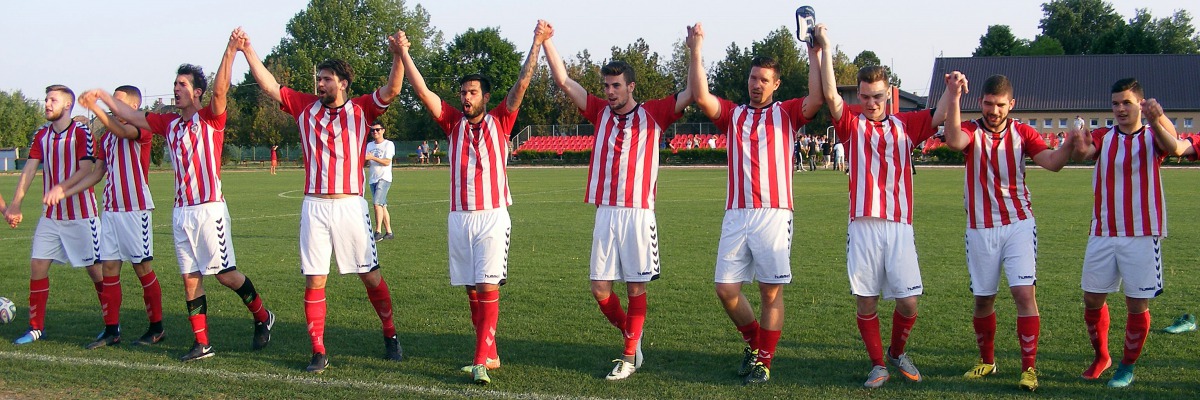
[[95, 126, 154, 212], [365, 139, 395, 184], [28, 121, 97, 220], [1087, 126, 1168, 237], [959, 118, 1048, 229], [279, 86, 389, 195], [582, 94, 682, 210], [711, 97, 809, 210], [833, 106, 935, 224], [436, 100, 518, 212], [145, 104, 226, 207]]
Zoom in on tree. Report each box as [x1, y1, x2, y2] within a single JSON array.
[[707, 42, 752, 105], [974, 25, 1021, 56], [1153, 10, 1200, 54], [607, 38, 675, 103], [1012, 35, 1065, 55], [0, 90, 43, 149], [850, 49, 900, 87], [1039, 0, 1124, 54]]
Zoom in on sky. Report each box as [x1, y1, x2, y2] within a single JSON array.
[[2, 0, 1195, 115]]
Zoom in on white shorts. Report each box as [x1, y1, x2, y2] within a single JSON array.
[[99, 210, 154, 264], [965, 218, 1037, 296], [172, 202, 237, 275], [715, 208, 793, 284], [1081, 236, 1163, 299], [300, 196, 379, 276], [31, 216, 100, 267], [591, 206, 660, 283], [846, 217, 922, 299], [448, 208, 511, 286]]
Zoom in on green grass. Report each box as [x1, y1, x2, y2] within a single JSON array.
[[0, 166, 1199, 399]]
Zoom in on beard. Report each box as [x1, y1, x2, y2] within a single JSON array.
[[45, 108, 65, 122], [462, 103, 485, 119], [318, 90, 338, 106]]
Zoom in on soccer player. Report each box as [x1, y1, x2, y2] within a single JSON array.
[[233, 27, 405, 373], [69, 86, 167, 349], [89, 34, 275, 362], [816, 25, 956, 388], [686, 22, 823, 384], [365, 121, 395, 241], [941, 73, 1075, 391], [270, 145, 279, 175], [1069, 78, 1197, 388], [5, 85, 104, 346], [396, 20, 549, 385], [544, 25, 694, 381]]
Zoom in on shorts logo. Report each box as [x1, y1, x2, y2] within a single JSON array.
[[485, 274, 503, 279], [1139, 286, 1157, 291], [774, 274, 791, 279], [906, 285, 922, 291], [639, 271, 654, 275], [1019, 275, 1034, 280]]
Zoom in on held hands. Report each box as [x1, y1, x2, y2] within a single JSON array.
[[944, 71, 968, 97], [391, 30, 410, 54], [4, 207, 21, 229], [79, 90, 104, 113], [685, 23, 704, 50], [811, 24, 829, 49], [1141, 98, 1164, 120], [534, 20, 553, 44]]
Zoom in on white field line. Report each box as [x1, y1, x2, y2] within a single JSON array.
[[0, 351, 617, 400]]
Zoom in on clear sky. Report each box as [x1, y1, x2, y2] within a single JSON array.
[[2, 0, 1194, 114]]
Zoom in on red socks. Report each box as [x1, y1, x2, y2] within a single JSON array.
[[623, 293, 647, 358], [889, 310, 917, 358], [857, 313, 885, 367], [138, 271, 164, 324], [101, 276, 122, 326], [755, 329, 781, 368], [305, 288, 327, 354], [597, 293, 627, 330], [1082, 304, 1112, 379], [973, 312, 997, 364], [1122, 310, 1150, 365], [1017, 315, 1040, 370], [29, 278, 49, 330], [366, 279, 397, 338], [474, 290, 500, 365], [737, 320, 761, 350]]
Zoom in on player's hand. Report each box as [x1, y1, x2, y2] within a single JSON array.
[[812, 23, 829, 49], [1141, 98, 1164, 120], [391, 30, 410, 54], [72, 115, 90, 126], [4, 207, 21, 229], [78, 90, 102, 112], [944, 71, 968, 96], [533, 20, 552, 44], [43, 185, 66, 207], [685, 23, 704, 50]]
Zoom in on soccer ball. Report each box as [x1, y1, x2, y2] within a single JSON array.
[[0, 297, 16, 324]]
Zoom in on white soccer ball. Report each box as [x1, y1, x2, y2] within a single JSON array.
[[0, 297, 16, 324]]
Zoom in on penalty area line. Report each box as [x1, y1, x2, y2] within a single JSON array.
[[0, 351, 616, 400]]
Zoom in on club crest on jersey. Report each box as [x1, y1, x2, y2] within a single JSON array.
[[190, 124, 201, 134]]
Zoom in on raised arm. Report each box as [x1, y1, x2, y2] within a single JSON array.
[[542, 37, 589, 110], [396, 30, 443, 119], [1143, 99, 1195, 157], [929, 75, 959, 127], [209, 29, 238, 115], [941, 71, 970, 151], [505, 20, 551, 113], [234, 27, 282, 103], [79, 91, 139, 140], [687, 23, 720, 120], [379, 30, 407, 103], [815, 25, 842, 119], [801, 25, 825, 120], [92, 90, 150, 131]]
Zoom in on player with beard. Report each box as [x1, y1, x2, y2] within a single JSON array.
[[686, 22, 824, 384], [544, 25, 694, 381], [90, 33, 275, 362], [6, 85, 104, 346], [942, 74, 1075, 391], [397, 20, 550, 384], [231, 27, 405, 373]]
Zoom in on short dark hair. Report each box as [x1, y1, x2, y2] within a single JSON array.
[[601, 61, 636, 84], [316, 59, 354, 86], [982, 75, 1013, 98], [370, 120, 384, 128], [459, 74, 492, 94], [115, 85, 143, 107], [177, 64, 207, 95], [45, 84, 75, 102], [856, 65, 888, 85], [1111, 78, 1144, 99], [750, 56, 781, 80]]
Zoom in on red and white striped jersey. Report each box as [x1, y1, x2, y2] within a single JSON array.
[[27, 121, 98, 220], [146, 105, 226, 207], [712, 97, 809, 210], [95, 126, 154, 212], [959, 119, 1048, 229], [279, 87, 388, 195], [582, 95, 681, 210], [833, 106, 935, 224], [1087, 126, 1170, 237], [436, 100, 518, 212]]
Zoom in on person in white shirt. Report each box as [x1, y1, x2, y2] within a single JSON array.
[[365, 122, 395, 240]]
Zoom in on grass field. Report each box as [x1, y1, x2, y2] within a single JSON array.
[[0, 165, 1198, 399]]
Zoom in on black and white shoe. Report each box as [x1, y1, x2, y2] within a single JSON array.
[[180, 342, 215, 362], [85, 330, 121, 349], [306, 353, 329, 373], [384, 335, 404, 361], [252, 310, 275, 350]]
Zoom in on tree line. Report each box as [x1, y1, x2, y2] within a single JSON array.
[[975, 0, 1199, 56]]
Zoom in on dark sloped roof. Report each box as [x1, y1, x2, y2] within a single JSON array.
[[927, 55, 1200, 112]]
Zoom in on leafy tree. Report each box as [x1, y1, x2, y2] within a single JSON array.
[[607, 38, 676, 102], [1039, 0, 1124, 54], [707, 42, 752, 105], [1012, 35, 1065, 55], [0, 90, 44, 149], [405, 27, 521, 140], [851, 49, 900, 87], [974, 25, 1021, 56]]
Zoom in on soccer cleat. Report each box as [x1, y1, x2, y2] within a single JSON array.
[[605, 359, 636, 381], [306, 353, 329, 374], [737, 347, 758, 377], [373, 232, 383, 242], [963, 360, 997, 379], [887, 347, 922, 382], [85, 331, 121, 349], [1081, 356, 1112, 380], [634, 335, 644, 369], [13, 329, 43, 345], [180, 342, 215, 362], [460, 358, 501, 373], [132, 329, 166, 346], [383, 335, 404, 361], [1019, 367, 1039, 391], [1163, 314, 1197, 334], [383, 233, 395, 240], [864, 365, 890, 388], [471, 364, 491, 385], [252, 310, 275, 350], [1107, 363, 1135, 388], [744, 362, 770, 384]]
